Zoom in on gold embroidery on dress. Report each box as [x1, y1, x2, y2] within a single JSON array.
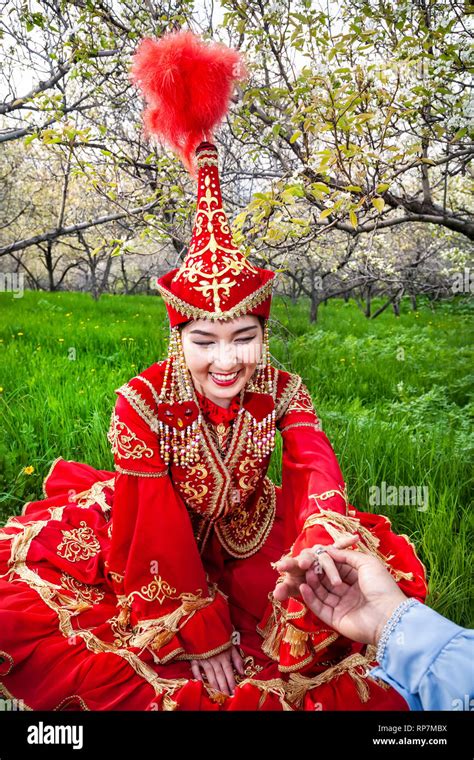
[[56, 521, 100, 563], [108, 570, 124, 583], [127, 575, 178, 605], [215, 477, 276, 559], [60, 573, 105, 605], [309, 486, 349, 510], [207, 421, 233, 456], [280, 421, 322, 433], [5, 515, 189, 700], [114, 466, 168, 478], [285, 382, 316, 415], [177, 462, 210, 509], [107, 413, 154, 460], [116, 383, 159, 433], [275, 373, 301, 421]]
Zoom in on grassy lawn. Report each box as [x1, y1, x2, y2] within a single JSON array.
[[1, 290, 472, 626]]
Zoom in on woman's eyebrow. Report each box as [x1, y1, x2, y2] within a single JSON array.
[[189, 326, 258, 337]]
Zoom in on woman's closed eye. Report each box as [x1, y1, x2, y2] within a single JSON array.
[[193, 338, 255, 347]]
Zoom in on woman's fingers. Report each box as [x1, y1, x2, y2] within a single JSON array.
[[273, 556, 299, 573], [273, 578, 293, 601], [296, 548, 319, 571], [333, 533, 360, 550], [201, 660, 220, 693], [220, 655, 236, 694], [231, 646, 246, 676], [190, 660, 202, 681], [212, 660, 232, 696], [317, 552, 342, 586]]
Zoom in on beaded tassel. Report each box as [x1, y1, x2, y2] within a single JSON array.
[[246, 321, 276, 462], [158, 326, 203, 467]]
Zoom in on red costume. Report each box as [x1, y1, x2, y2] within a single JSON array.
[[0, 31, 427, 711]]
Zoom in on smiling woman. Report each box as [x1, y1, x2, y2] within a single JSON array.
[[0, 30, 428, 712], [180, 315, 265, 408]]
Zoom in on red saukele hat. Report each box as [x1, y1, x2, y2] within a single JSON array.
[[129, 29, 275, 327]]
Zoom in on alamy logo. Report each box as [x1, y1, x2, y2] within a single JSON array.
[[369, 481, 429, 512], [27, 721, 83, 750]]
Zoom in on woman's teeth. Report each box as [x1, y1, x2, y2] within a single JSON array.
[[210, 370, 240, 383]]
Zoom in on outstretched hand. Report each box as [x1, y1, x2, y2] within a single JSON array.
[[272, 533, 359, 602], [299, 546, 407, 645]]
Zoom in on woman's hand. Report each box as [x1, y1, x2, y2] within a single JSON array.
[[299, 545, 407, 646], [272, 533, 359, 602], [190, 645, 245, 696]]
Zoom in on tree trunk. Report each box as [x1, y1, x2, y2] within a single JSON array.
[[310, 292, 320, 322]]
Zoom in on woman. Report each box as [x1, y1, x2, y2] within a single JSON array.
[[0, 33, 427, 711]]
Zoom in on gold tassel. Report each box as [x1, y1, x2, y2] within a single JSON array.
[[282, 624, 309, 658], [236, 677, 292, 711], [261, 619, 284, 660], [52, 590, 92, 614], [286, 652, 373, 709], [130, 591, 214, 651], [117, 603, 131, 627], [162, 695, 179, 711]]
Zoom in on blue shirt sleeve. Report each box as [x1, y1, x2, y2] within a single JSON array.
[[367, 600, 474, 711]]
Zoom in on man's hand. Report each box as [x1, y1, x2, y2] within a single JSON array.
[[190, 645, 245, 696], [272, 533, 359, 602], [299, 546, 407, 646]]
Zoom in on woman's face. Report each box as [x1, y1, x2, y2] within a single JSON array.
[[180, 315, 264, 408]]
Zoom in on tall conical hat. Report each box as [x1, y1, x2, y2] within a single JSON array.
[[130, 30, 275, 327]]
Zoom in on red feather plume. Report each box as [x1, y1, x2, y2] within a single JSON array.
[[129, 30, 248, 175]]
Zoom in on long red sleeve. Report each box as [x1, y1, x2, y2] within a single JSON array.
[[105, 392, 234, 664], [257, 375, 427, 673], [278, 379, 348, 555]]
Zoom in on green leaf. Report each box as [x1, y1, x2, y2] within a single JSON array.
[[349, 210, 358, 228], [319, 208, 333, 220], [285, 185, 305, 197], [343, 184, 363, 192], [450, 127, 467, 143], [290, 130, 302, 144], [372, 197, 385, 213], [376, 183, 390, 193], [310, 182, 330, 195]]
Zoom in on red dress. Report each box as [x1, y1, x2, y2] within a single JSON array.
[[0, 360, 427, 711]]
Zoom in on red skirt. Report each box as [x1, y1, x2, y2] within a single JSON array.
[[0, 458, 426, 711]]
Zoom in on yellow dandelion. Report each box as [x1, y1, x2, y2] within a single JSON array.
[[17, 332, 24, 336], [23, 466, 34, 475], [0, 387, 3, 393], [58, 338, 64, 342]]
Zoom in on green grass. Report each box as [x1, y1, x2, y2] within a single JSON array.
[[1, 291, 473, 626]]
